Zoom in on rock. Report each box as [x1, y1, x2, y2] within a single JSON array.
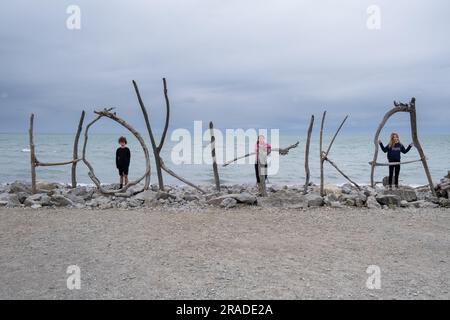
[[36, 181, 61, 191], [234, 192, 257, 205], [400, 200, 409, 208], [382, 176, 389, 187], [126, 198, 141, 208], [439, 198, 450, 208], [220, 198, 237, 209], [376, 194, 401, 207], [68, 186, 89, 197], [304, 193, 323, 207], [330, 201, 343, 208], [0, 193, 21, 207], [51, 195, 74, 207], [208, 193, 257, 206], [366, 196, 381, 209], [156, 191, 176, 201], [341, 184, 353, 194], [339, 193, 366, 207], [31, 203, 42, 209], [24, 193, 51, 207], [182, 193, 200, 202], [133, 190, 158, 203], [383, 187, 417, 202], [8, 181, 31, 194], [16, 192, 29, 204], [409, 200, 439, 209]]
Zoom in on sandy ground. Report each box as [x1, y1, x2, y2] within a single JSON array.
[[0, 206, 449, 300]]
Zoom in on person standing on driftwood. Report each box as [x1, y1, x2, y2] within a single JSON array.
[[255, 135, 271, 186], [379, 133, 414, 190], [116, 136, 131, 189]]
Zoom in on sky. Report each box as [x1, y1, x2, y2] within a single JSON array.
[[0, 0, 449, 135]]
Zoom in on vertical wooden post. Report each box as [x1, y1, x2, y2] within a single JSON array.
[[29, 114, 37, 194], [71, 110, 85, 188], [209, 121, 221, 191], [409, 98, 436, 196], [258, 145, 268, 197], [319, 111, 326, 197], [304, 115, 314, 194]]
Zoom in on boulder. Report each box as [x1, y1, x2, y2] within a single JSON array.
[[50, 195, 74, 207], [8, 181, 31, 194], [304, 193, 324, 207], [220, 197, 237, 209], [24, 193, 51, 207], [383, 187, 417, 202], [0, 193, 21, 207], [182, 193, 200, 202], [409, 200, 439, 209], [36, 181, 61, 191], [133, 190, 158, 203], [376, 194, 401, 207], [439, 198, 450, 208], [156, 191, 176, 201], [366, 196, 381, 209], [208, 192, 257, 206]]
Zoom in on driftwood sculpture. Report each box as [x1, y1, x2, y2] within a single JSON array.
[[209, 121, 221, 191], [304, 115, 314, 194], [82, 108, 151, 196], [29, 111, 85, 194], [370, 98, 435, 195], [320, 112, 360, 196], [133, 79, 205, 194]]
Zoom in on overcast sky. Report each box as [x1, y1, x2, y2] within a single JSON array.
[[0, 0, 449, 134]]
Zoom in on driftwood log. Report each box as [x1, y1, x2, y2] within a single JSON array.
[[370, 98, 435, 196], [72, 111, 85, 188], [320, 112, 360, 196], [304, 115, 314, 194], [81, 108, 151, 196], [133, 79, 205, 194], [209, 121, 221, 191]]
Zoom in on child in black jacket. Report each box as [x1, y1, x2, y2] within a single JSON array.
[[379, 133, 413, 189], [116, 136, 131, 189]]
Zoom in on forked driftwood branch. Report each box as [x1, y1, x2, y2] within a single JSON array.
[[28, 111, 86, 194], [222, 142, 299, 167], [81, 108, 151, 196], [304, 115, 314, 194], [133, 79, 205, 194], [209, 121, 221, 191], [320, 112, 360, 196], [370, 98, 435, 195]]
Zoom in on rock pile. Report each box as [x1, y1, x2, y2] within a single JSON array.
[[1, 177, 449, 211]]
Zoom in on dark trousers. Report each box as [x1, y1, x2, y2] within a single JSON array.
[[388, 164, 401, 187], [255, 163, 267, 183]]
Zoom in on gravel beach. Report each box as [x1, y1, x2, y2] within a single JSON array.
[[1, 206, 449, 300]]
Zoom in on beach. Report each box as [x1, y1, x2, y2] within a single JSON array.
[[1, 206, 449, 300]]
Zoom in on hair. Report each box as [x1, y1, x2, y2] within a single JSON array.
[[388, 132, 399, 148], [118, 136, 127, 144]]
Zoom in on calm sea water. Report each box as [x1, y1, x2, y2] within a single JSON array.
[[0, 133, 448, 187]]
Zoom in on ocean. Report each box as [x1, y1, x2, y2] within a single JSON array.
[[0, 133, 449, 187]]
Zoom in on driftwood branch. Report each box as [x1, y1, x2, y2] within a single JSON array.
[[71, 110, 85, 188], [36, 159, 82, 167], [133, 80, 164, 190], [222, 142, 299, 167], [304, 115, 314, 194], [133, 79, 204, 193], [319, 111, 326, 196], [209, 121, 221, 191], [29, 114, 37, 194], [369, 158, 425, 166], [320, 112, 359, 196]]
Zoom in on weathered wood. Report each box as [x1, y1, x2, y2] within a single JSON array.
[[71, 110, 85, 188], [304, 115, 314, 194], [158, 78, 170, 152], [325, 115, 348, 157], [37, 159, 81, 167], [369, 158, 424, 166], [29, 114, 37, 194], [209, 121, 221, 191], [82, 108, 151, 196], [325, 156, 361, 190], [133, 80, 164, 190], [408, 98, 436, 196], [222, 142, 299, 167], [319, 111, 326, 197]]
